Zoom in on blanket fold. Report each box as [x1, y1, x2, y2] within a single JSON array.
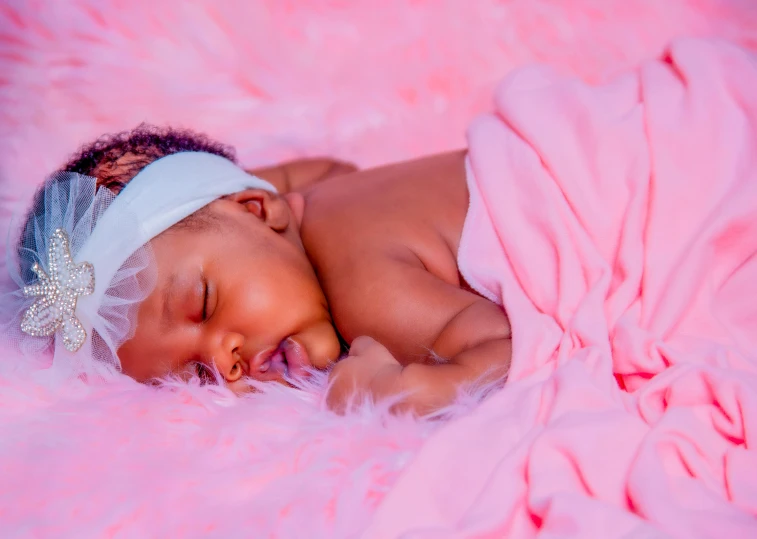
[[364, 38, 757, 538]]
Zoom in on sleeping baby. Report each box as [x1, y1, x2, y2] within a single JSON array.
[[7, 124, 511, 415], [10, 39, 753, 417]]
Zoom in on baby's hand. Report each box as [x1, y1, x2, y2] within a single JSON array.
[[326, 336, 403, 414]]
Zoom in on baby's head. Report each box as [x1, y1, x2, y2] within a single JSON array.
[[13, 125, 341, 388]]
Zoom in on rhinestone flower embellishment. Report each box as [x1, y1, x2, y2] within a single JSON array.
[[20, 228, 95, 352]]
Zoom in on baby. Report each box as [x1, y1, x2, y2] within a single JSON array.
[[11, 125, 510, 415]]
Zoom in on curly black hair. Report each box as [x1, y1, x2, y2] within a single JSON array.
[[60, 123, 237, 194], [16, 124, 236, 285]]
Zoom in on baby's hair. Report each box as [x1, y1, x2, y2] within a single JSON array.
[[60, 123, 237, 195], [16, 124, 237, 285]]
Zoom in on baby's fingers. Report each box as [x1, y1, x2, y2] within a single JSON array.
[[325, 357, 362, 414], [347, 335, 380, 357]]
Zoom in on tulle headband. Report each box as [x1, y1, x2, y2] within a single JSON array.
[[2, 152, 276, 379]]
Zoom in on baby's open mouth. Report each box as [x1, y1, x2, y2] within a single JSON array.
[[281, 337, 311, 378], [255, 338, 310, 379]]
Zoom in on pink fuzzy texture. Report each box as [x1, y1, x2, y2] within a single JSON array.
[[1, 1, 756, 537]]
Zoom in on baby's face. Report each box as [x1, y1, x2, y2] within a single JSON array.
[[117, 190, 341, 389]]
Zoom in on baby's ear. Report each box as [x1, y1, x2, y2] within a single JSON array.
[[223, 188, 290, 232]]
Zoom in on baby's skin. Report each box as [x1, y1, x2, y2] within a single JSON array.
[[119, 151, 512, 414]]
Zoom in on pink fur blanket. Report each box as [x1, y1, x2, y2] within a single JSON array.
[[1, 1, 757, 537]]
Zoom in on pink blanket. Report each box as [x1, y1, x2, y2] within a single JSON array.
[[365, 39, 757, 538]]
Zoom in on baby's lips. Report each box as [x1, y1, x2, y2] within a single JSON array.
[[282, 337, 310, 378]]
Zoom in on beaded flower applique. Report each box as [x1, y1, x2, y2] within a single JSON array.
[[20, 228, 95, 352]]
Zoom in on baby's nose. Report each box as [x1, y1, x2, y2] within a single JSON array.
[[208, 331, 246, 383]]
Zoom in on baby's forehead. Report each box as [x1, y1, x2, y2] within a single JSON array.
[[168, 205, 222, 234], [149, 208, 243, 270]]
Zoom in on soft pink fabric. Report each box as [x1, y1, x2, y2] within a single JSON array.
[[364, 39, 757, 538], [2, 1, 757, 537]]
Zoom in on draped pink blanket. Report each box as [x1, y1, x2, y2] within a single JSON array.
[[365, 39, 757, 538]]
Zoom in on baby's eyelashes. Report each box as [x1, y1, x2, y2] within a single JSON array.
[[200, 277, 218, 323], [201, 279, 209, 320], [188, 278, 208, 323]]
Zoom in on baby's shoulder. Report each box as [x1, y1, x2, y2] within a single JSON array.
[[303, 209, 462, 352]]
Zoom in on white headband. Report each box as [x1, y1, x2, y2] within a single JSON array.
[[77, 152, 276, 324], [4, 151, 276, 378]]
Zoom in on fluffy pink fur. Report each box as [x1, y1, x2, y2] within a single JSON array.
[[1, 1, 755, 536]]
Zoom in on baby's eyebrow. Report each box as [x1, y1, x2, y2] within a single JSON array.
[[161, 272, 178, 329]]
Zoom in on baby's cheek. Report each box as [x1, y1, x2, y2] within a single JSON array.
[[302, 320, 341, 370]]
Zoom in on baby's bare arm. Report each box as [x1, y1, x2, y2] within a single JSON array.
[[330, 253, 511, 414], [247, 158, 358, 193], [392, 305, 512, 413]]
